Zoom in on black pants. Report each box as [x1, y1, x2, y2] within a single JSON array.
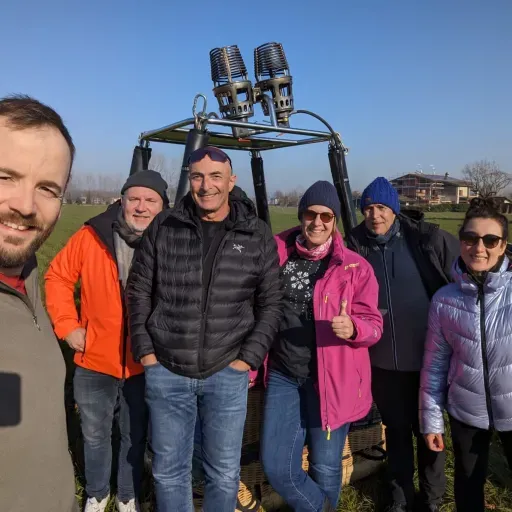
[[450, 415, 512, 512], [372, 367, 446, 507]]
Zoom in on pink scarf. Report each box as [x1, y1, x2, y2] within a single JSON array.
[[295, 234, 333, 261]]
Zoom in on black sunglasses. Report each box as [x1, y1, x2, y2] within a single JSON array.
[[459, 231, 504, 249], [303, 210, 336, 223], [188, 147, 232, 168]]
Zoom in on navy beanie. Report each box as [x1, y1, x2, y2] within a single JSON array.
[[298, 180, 341, 221], [121, 170, 169, 205], [360, 177, 400, 214]]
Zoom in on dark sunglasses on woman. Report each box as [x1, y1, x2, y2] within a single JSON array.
[[459, 231, 504, 249]]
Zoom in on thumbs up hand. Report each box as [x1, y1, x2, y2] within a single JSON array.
[[332, 299, 355, 340]]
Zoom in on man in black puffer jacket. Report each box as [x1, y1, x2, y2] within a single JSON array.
[[126, 146, 282, 512]]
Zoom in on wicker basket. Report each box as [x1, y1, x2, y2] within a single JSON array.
[[344, 422, 384, 455], [193, 385, 385, 511]]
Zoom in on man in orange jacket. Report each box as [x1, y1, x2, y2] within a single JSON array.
[[45, 170, 169, 512]]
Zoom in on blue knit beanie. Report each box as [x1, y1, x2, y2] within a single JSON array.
[[360, 177, 400, 214], [298, 181, 341, 221]]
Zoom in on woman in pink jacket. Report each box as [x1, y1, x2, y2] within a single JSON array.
[[260, 181, 383, 512]]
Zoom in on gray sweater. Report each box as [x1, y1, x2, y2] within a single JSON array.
[[0, 257, 77, 512]]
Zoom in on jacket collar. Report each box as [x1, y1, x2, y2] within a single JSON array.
[[453, 255, 512, 294], [85, 201, 121, 260], [0, 254, 40, 309], [169, 190, 259, 233]]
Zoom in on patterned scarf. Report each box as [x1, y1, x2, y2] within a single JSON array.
[[295, 234, 333, 261]]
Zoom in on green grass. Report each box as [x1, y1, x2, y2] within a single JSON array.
[[37, 205, 512, 512], [37, 205, 105, 284]]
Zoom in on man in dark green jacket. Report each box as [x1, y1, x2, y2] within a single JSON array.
[[346, 177, 459, 512], [0, 95, 78, 512]]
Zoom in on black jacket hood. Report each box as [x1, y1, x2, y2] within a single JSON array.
[[400, 208, 425, 223], [84, 201, 121, 259]]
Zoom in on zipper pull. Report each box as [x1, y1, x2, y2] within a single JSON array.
[[324, 295, 328, 303], [326, 425, 331, 440], [33, 316, 41, 331]]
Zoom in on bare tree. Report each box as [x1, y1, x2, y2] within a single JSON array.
[[273, 190, 285, 206], [148, 153, 167, 175], [272, 188, 305, 207], [149, 152, 178, 202], [461, 160, 512, 198], [64, 174, 81, 203], [63, 171, 125, 204], [279, 188, 302, 207]]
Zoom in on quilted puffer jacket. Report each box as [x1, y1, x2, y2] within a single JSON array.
[[420, 256, 512, 434], [126, 190, 282, 379]]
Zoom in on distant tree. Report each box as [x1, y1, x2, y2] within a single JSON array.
[[286, 188, 302, 207], [274, 190, 284, 201], [352, 190, 362, 208], [462, 159, 512, 198], [149, 152, 178, 203], [271, 187, 305, 207]]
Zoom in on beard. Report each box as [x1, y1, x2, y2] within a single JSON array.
[[0, 212, 58, 269], [124, 217, 147, 235]]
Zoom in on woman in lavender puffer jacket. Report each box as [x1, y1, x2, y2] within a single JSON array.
[[420, 198, 512, 512]]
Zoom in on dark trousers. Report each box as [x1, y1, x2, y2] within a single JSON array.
[[450, 415, 512, 512], [74, 367, 148, 502], [372, 367, 446, 507]]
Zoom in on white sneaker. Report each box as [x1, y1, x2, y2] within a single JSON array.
[[84, 495, 110, 512], [115, 497, 141, 512]]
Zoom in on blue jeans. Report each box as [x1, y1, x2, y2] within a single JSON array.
[[73, 367, 147, 502], [145, 362, 249, 512], [261, 370, 350, 512]]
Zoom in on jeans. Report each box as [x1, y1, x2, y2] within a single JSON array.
[[372, 367, 446, 507], [261, 370, 350, 512], [73, 367, 147, 502], [450, 415, 512, 512], [145, 362, 249, 512]]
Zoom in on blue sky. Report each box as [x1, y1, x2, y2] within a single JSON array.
[[2, 0, 511, 194]]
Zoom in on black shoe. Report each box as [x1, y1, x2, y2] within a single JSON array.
[[386, 504, 411, 512], [418, 504, 439, 512]]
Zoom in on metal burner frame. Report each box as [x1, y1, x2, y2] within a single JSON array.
[[132, 95, 358, 233]]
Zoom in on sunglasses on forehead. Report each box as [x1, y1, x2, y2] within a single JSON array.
[[303, 210, 336, 223], [187, 147, 232, 168], [459, 231, 505, 249]]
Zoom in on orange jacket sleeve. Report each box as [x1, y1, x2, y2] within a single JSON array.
[[44, 226, 89, 340]]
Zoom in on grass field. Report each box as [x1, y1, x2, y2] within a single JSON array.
[[37, 205, 512, 511]]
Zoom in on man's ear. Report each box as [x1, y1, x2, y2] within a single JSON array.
[[228, 174, 237, 192]]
